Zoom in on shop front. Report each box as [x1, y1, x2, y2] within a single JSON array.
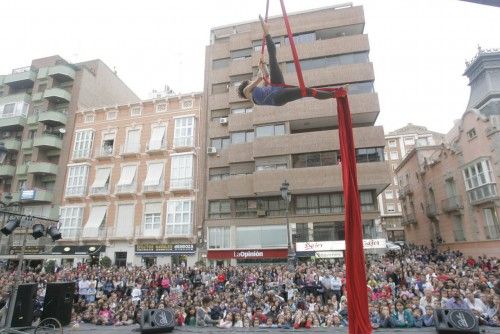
[[207, 248, 288, 266], [295, 238, 387, 261], [50, 244, 106, 267], [134, 244, 197, 267]]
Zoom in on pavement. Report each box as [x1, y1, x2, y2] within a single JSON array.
[[56, 324, 500, 333]]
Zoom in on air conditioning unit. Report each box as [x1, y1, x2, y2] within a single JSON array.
[[257, 210, 267, 217], [219, 117, 228, 125], [207, 147, 217, 155]]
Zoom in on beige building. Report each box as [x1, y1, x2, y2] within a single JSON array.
[[379, 124, 444, 241], [202, 4, 391, 265], [55, 93, 203, 267], [0, 56, 138, 262], [396, 48, 500, 257]]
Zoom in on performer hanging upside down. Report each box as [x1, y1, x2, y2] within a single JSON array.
[[237, 15, 332, 106]]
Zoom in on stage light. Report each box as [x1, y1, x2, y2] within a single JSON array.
[[47, 226, 62, 241], [1, 217, 19, 236], [31, 224, 45, 239]]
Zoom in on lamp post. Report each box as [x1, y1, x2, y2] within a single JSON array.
[[280, 180, 294, 271]]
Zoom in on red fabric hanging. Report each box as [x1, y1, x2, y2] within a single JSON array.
[[335, 87, 372, 334], [260, 0, 271, 85]]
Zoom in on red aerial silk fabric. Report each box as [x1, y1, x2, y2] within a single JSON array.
[[335, 88, 372, 334]]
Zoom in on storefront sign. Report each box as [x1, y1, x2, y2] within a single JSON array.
[[296, 239, 386, 252], [315, 251, 344, 259], [207, 248, 288, 259], [51, 246, 76, 255], [9, 246, 45, 255], [75, 245, 106, 255], [135, 244, 196, 255]]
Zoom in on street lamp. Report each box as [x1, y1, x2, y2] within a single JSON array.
[[280, 180, 294, 271]]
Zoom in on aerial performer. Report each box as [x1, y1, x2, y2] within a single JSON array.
[[237, 15, 332, 106]]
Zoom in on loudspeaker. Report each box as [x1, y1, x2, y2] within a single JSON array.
[[140, 308, 175, 333], [42, 282, 74, 326], [11, 283, 36, 327], [434, 309, 479, 334]]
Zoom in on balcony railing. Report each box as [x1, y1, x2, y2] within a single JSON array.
[[116, 183, 136, 194], [72, 149, 92, 160], [65, 186, 87, 197], [107, 226, 135, 239], [89, 185, 110, 196], [143, 182, 164, 193], [169, 178, 193, 190], [120, 144, 141, 155], [402, 212, 416, 226], [484, 224, 500, 240], [146, 140, 166, 152], [60, 227, 82, 240], [135, 228, 162, 239], [425, 202, 438, 218], [468, 184, 499, 205], [441, 195, 463, 213], [173, 137, 194, 148], [398, 184, 413, 199], [81, 227, 107, 239], [95, 146, 114, 158]]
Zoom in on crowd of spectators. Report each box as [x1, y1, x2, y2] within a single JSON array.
[[0, 245, 498, 329]]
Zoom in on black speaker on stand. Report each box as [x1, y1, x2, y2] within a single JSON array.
[[140, 308, 175, 333], [10, 283, 37, 328], [41, 282, 75, 326], [434, 309, 479, 334]]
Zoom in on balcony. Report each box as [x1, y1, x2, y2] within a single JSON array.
[[0, 165, 16, 178], [441, 195, 463, 213], [0, 115, 27, 129], [173, 137, 194, 151], [2, 138, 21, 152], [468, 184, 499, 205], [38, 110, 67, 126], [484, 224, 500, 240], [169, 178, 193, 192], [27, 114, 38, 125], [27, 162, 58, 175], [142, 182, 164, 194], [21, 139, 33, 151], [15, 189, 54, 203], [107, 226, 135, 240], [120, 144, 141, 157], [398, 184, 413, 199], [95, 146, 115, 159], [425, 202, 438, 219], [43, 87, 71, 103], [48, 64, 76, 81], [33, 133, 63, 150], [89, 186, 110, 197], [65, 186, 87, 198], [4, 67, 36, 89], [115, 183, 137, 195], [401, 212, 417, 226], [81, 227, 107, 240], [135, 228, 163, 240], [16, 164, 28, 175], [146, 141, 167, 154]]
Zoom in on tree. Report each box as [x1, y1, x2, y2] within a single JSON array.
[[100, 256, 112, 268], [44, 260, 56, 273]]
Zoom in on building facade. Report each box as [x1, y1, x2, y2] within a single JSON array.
[[57, 93, 203, 267], [379, 124, 444, 242], [0, 56, 138, 262], [202, 4, 391, 265], [396, 48, 500, 257]]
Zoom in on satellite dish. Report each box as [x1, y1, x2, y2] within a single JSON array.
[[59, 128, 66, 134]]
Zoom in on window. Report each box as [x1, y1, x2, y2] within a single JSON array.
[[483, 208, 500, 239], [390, 151, 399, 160], [148, 126, 166, 150], [252, 37, 281, 51], [143, 163, 164, 189], [123, 129, 141, 153], [210, 137, 230, 150], [230, 162, 254, 175], [212, 83, 229, 94], [173, 116, 195, 147], [293, 151, 336, 168], [211, 108, 230, 121], [286, 52, 369, 72], [231, 131, 254, 144], [130, 106, 142, 116], [0, 101, 28, 118], [65, 165, 89, 196], [360, 191, 376, 211], [295, 223, 309, 242], [235, 199, 257, 217], [209, 167, 230, 180], [404, 136, 415, 145], [208, 227, 230, 249], [230, 48, 252, 60], [467, 128, 477, 139], [212, 58, 230, 70], [296, 193, 343, 215], [84, 114, 94, 123], [393, 176, 398, 185], [356, 147, 384, 163], [386, 203, 396, 213], [90, 167, 111, 194], [258, 197, 286, 216], [255, 124, 285, 138], [388, 139, 397, 148], [182, 99, 193, 109], [116, 165, 137, 192], [230, 73, 252, 87], [256, 163, 287, 171], [115, 204, 135, 238], [155, 103, 167, 113], [385, 190, 394, 199], [416, 137, 428, 146], [59, 207, 83, 238], [166, 199, 193, 236], [170, 154, 193, 189], [313, 222, 337, 241], [100, 132, 115, 156], [72, 130, 94, 159], [463, 159, 497, 203], [284, 32, 316, 45], [106, 110, 117, 120], [236, 225, 287, 248], [231, 106, 253, 114], [452, 215, 466, 241], [208, 200, 231, 219], [143, 203, 162, 236]]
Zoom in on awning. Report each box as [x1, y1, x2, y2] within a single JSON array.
[[144, 163, 164, 186], [148, 126, 166, 150], [117, 165, 137, 186], [91, 167, 111, 188], [82, 206, 107, 237], [125, 129, 140, 151], [115, 204, 135, 238]]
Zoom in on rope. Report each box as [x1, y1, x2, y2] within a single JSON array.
[[261, 0, 271, 85]]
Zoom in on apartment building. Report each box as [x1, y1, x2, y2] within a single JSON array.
[[57, 93, 202, 267], [378, 124, 444, 241], [396, 47, 500, 257], [0, 56, 138, 262], [202, 4, 391, 265]]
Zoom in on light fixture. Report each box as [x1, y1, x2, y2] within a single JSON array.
[[0, 143, 8, 165], [47, 226, 62, 241], [1, 217, 20, 236], [32, 224, 45, 239]]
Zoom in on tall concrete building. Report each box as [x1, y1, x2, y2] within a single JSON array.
[[379, 124, 444, 241], [54, 93, 203, 267], [396, 47, 500, 256], [0, 56, 138, 262], [202, 4, 391, 265]]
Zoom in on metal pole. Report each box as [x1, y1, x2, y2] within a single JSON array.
[[285, 199, 295, 272]]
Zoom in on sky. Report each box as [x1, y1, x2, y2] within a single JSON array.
[[1, 0, 499, 134]]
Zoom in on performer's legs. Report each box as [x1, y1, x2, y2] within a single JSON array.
[[265, 34, 284, 85], [273, 87, 332, 106]]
